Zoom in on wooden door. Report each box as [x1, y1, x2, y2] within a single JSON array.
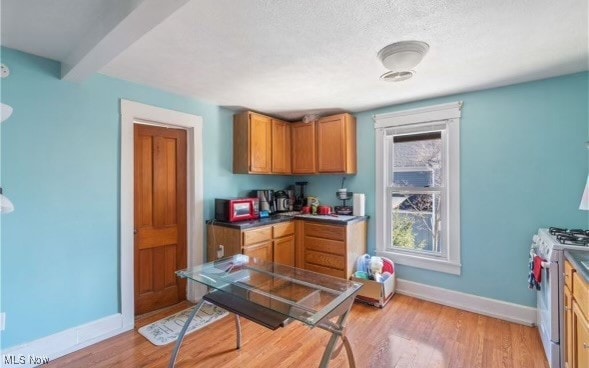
[[273, 235, 295, 266], [271, 119, 291, 174], [249, 113, 272, 173], [134, 124, 187, 315], [291, 122, 316, 174]]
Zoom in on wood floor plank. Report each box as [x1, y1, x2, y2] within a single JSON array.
[[44, 295, 548, 368]]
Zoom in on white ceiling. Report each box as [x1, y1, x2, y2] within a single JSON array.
[[2, 0, 588, 120]]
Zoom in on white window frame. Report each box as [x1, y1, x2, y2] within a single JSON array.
[[374, 102, 462, 275]]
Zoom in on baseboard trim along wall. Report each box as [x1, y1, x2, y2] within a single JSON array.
[[396, 278, 537, 326], [1, 314, 133, 368]]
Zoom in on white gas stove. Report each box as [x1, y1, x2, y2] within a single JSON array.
[[532, 227, 589, 368]]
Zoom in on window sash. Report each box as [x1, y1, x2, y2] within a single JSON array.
[[385, 124, 448, 259], [386, 187, 446, 258]]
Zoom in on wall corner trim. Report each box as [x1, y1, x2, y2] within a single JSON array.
[[0, 314, 132, 367], [396, 278, 537, 326]]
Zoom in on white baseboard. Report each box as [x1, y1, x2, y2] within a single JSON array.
[[1, 313, 133, 368], [395, 278, 537, 326]]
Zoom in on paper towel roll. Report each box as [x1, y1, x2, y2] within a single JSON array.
[[353, 193, 365, 216]]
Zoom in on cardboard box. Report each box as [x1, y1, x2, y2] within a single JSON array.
[[350, 274, 395, 308]]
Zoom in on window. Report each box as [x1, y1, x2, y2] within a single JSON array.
[[374, 102, 462, 275]]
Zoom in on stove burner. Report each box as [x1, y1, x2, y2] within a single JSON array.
[[549, 227, 568, 235], [548, 227, 589, 246]]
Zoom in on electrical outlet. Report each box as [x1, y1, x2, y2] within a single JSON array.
[[0, 312, 5, 331], [217, 244, 224, 259]]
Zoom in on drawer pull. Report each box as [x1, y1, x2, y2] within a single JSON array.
[[565, 307, 572, 311], [584, 343, 589, 349]]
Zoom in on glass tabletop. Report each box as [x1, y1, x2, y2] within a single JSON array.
[[176, 255, 363, 326]]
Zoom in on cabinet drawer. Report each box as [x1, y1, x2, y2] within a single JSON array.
[[304, 236, 345, 255], [273, 221, 294, 238], [304, 263, 346, 279], [305, 250, 345, 270], [565, 260, 574, 289], [304, 222, 345, 241], [573, 272, 589, 320], [243, 226, 272, 246]]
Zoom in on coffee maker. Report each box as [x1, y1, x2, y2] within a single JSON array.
[[252, 190, 275, 214]]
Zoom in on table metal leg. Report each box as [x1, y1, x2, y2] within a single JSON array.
[[318, 300, 356, 368], [168, 299, 206, 368], [234, 314, 242, 349]]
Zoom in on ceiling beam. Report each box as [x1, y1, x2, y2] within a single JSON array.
[[61, 0, 190, 82]]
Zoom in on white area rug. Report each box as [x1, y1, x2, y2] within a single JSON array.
[[139, 302, 229, 346]]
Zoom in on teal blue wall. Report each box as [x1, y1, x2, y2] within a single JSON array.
[[1, 46, 587, 350], [0, 48, 289, 349], [296, 72, 589, 307]]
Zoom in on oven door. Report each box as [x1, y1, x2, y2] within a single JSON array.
[[536, 257, 560, 366]]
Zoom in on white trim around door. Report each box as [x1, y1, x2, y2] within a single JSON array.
[[120, 99, 205, 329]]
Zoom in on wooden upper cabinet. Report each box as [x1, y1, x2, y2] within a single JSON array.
[[271, 119, 291, 174], [316, 113, 357, 174], [291, 121, 316, 174], [234, 112, 272, 174]]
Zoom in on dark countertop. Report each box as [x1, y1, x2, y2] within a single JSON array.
[[207, 214, 369, 230], [565, 250, 589, 283]]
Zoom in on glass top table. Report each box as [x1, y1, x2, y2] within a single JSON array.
[[169, 255, 363, 368]]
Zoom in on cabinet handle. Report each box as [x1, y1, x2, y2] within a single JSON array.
[[584, 343, 589, 349], [565, 307, 572, 311]]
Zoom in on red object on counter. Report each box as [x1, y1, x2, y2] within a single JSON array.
[[318, 206, 332, 215]]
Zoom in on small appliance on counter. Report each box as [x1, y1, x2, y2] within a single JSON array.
[[293, 182, 308, 211], [252, 189, 275, 215], [275, 190, 290, 212], [214, 198, 259, 222], [334, 190, 353, 215]]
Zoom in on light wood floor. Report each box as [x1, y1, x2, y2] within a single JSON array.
[[46, 294, 548, 368]]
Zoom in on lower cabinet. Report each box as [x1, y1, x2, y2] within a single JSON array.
[[295, 219, 367, 279], [207, 218, 367, 279], [573, 302, 589, 368], [243, 240, 273, 262], [564, 259, 589, 368], [207, 221, 295, 266]]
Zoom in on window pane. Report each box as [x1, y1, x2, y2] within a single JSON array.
[[390, 192, 441, 254], [391, 132, 442, 187]]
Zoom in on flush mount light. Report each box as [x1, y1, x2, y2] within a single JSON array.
[[377, 41, 429, 82], [379, 71, 415, 82]]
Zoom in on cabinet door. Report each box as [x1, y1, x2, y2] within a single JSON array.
[[316, 115, 346, 173], [274, 235, 295, 266], [271, 119, 291, 174], [249, 113, 272, 173], [316, 113, 356, 174], [243, 241, 273, 262], [291, 122, 316, 174], [565, 286, 575, 368], [574, 301, 589, 368]]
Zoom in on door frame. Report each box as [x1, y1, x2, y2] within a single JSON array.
[[120, 99, 204, 328]]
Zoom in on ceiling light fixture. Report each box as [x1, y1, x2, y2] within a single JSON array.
[[377, 41, 429, 82]]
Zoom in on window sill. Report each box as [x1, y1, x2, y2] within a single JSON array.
[[376, 250, 462, 275]]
